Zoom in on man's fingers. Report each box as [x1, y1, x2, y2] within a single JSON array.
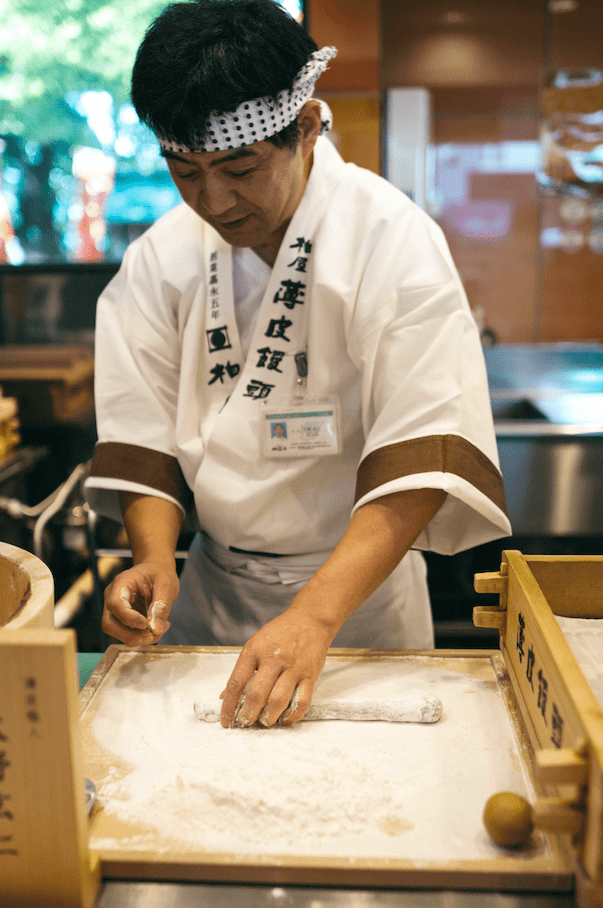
[[256, 671, 305, 727], [147, 599, 170, 636], [277, 679, 314, 725], [104, 585, 169, 644], [102, 608, 155, 646], [219, 661, 313, 728], [101, 564, 179, 647], [108, 585, 148, 629], [220, 650, 287, 728], [218, 615, 331, 728], [219, 655, 259, 727], [234, 668, 286, 727]]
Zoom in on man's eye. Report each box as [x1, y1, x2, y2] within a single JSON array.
[[170, 166, 197, 180], [229, 168, 253, 178]]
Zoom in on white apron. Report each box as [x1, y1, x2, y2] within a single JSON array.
[[160, 533, 432, 648]]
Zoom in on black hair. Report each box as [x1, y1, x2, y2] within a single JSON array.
[[131, 0, 318, 151]]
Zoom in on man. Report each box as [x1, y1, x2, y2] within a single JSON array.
[[85, 0, 511, 729]]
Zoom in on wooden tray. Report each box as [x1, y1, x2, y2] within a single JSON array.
[[475, 552, 603, 907], [79, 645, 573, 891]]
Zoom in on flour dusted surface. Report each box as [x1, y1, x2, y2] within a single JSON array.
[[555, 616, 603, 710], [82, 651, 537, 862]]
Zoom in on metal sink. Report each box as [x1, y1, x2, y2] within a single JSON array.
[[490, 398, 549, 422], [484, 342, 603, 396]]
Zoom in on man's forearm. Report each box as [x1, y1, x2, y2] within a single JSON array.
[[220, 486, 447, 727], [287, 487, 447, 639], [120, 492, 183, 568]]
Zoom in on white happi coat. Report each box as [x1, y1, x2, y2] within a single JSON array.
[[85, 137, 511, 648]]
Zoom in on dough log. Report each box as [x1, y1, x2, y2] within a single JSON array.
[[193, 693, 443, 725]]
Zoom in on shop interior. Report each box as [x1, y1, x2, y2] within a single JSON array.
[[1, 0, 601, 654], [0, 1, 602, 904]]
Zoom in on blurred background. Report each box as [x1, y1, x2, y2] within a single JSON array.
[[0, 0, 601, 651]]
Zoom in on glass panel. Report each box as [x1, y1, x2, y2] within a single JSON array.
[[431, 98, 541, 343], [538, 0, 603, 341]]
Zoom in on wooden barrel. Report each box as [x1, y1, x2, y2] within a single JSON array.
[[0, 542, 54, 629]]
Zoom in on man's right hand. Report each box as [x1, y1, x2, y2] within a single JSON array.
[[103, 491, 184, 645], [102, 561, 180, 645]]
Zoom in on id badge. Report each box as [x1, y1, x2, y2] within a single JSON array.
[[260, 397, 341, 458]]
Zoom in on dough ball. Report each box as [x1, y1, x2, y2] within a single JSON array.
[[483, 792, 533, 847]]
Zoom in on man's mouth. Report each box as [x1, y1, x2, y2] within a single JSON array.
[[218, 215, 250, 230]]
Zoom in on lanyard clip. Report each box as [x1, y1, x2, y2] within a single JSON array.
[[294, 351, 307, 393]]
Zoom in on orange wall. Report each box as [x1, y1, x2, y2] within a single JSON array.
[[308, 0, 381, 175], [307, 0, 379, 91], [308, 0, 603, 344]]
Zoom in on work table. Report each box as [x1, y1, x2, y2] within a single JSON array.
[[96, 882, 577, 906]]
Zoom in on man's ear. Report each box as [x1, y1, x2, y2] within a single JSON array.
[[297, 100, 322, 159]]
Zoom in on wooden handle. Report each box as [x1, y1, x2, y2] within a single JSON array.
[[535, 746, 589, 787], [473, 566, 508, 625], [473, 606, 506, 630], [474, 570, 507, 594], [532, 797, 584, 837]]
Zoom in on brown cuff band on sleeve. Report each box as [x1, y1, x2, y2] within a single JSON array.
[[89, 442, 193, 513], [355, 434, 508, 516]]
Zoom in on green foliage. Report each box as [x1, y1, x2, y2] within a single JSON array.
[[0, 0, 168, 147]]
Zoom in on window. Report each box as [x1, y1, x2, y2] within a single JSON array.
[[0, 0, 305, 266]]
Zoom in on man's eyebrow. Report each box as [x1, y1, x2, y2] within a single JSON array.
[[161, 147, 258, 167]]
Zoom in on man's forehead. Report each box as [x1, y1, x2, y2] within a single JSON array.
[[161, 144, 263, 167]]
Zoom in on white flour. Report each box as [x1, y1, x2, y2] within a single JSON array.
[[555, 616, 603, 709], [83, 651, 539, 861]]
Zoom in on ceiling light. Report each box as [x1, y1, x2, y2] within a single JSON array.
[[443, 10, 469, 25], [548, 0, 579, 12]]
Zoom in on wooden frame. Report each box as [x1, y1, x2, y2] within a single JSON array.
[[0, 629, 101, 907], [475, 551, 603, 908]]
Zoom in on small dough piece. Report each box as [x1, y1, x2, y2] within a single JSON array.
[[193, 693, 443, 725]]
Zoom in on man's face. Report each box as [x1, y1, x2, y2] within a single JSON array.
[[163, 130, 312, 266]]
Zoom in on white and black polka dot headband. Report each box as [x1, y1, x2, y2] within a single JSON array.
[[158, 46, 338, 153]]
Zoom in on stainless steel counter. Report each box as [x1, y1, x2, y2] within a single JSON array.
[[97, 882, 577, 907], [484, 342, 603, 536]]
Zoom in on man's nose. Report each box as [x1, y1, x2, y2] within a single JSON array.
[[200, 174, 236, 215]]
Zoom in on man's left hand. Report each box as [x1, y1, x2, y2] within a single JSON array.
[[219, 487, 447, 728], [219, 607, 333, 727]]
